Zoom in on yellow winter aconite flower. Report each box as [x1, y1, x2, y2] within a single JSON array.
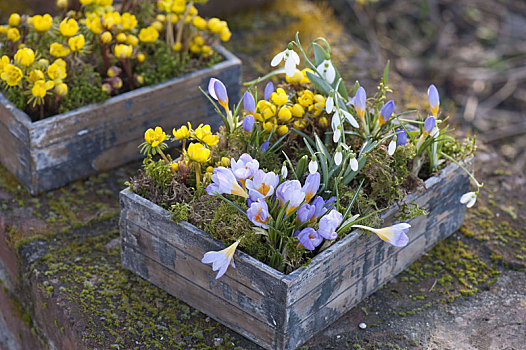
[[292, 103, 305, 118], [68, 35, 85, 51], [220, 28, 231, 42], [47, 59, 67, 81], [102, 12, 121, 29], [96, 0, 112, 5], [194, 124, 219, 146], [121, 13, 138, 30], [1, 64, 23, 86], [55, 83, 68, 96], [172, 42, 182, 52], [7, 28, 20, 42], [271, 88, 288, 106], [80, 0, 94, 4], [86, 15, 103, 34], [298, 90, 314, 107], [137, 53, 145, 62], [277, 106, 293, 123], [277, 124, 289, 136], [208, 18, 226, 34], [116, 33, 127, 42], [285, 69, 304, 84], [318, 116, 329, 128], [8, 14, 21, 27], [192, 16, 207, 30], [50, 43, 71, 57], [220, 157, 230, 167], [173, 123, 191, 140], [60, 18, 79, 37], [151, 20, 163, 31], [310, 94, 326, 116], [144, 127, 166, 148], [301, 68, 312, 83], [187, 143, 210, 163], [14, 48, 35, 67], [32, 14, 53, 32], [114, 44, 133, 59], [138, 26, 159, 43], [31, 80, 55, 98], [56, 0, 68, 9], [126, 34, 139, 46], [100, 31, 112, 43], [256, 100, 276, 121], [0, 56, 10, 72]]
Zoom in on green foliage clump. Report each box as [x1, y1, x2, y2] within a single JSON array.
[[2, 87, 26, 111], [170, 201, 191, 223], [143, 155, 173, 190], [59, 65, 109, 114], [203, 200, 252, 243]]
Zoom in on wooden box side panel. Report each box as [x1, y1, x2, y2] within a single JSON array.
[[26, 48, 240, 194], [119, 190, 288, 349], [282, 163, 470, 350]]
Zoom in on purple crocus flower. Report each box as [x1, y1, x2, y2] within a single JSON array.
[[246, 199, 270, 229], [206, 167, 248, 198], [353, 223, 410, 247], [427, 84, 439, 116], [302, 172, 320, 203], [423, 116, 436, 136], [246, 169, 279, 201], [208, 78, 229, 111], [395, 128, 407, 146], [311, 196, 328, 220], [379, 100, 394, 125], [295, 227, 323, 250], [243, 91, 256, 114], [230, 153, 259, 182], [276, 180, 305, 215], [296, 203, 316, 223], [242, 114, 255, 133], [202, 240, 240, 279], [317, 209, 343, 240], [260, 140, 269, 153], [354, 86, 366, 119], [264, 81, 274, 101]]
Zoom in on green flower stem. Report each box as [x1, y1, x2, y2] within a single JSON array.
[[157, 148, 175, 174], [195, 162, 201, 188], [439, 151, 483, 188]]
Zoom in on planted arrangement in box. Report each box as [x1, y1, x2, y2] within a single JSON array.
[[0, 0, 231, 120], [128, 34, 482, 278]]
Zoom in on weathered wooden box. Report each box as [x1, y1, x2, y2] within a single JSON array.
[[119, 160, 470, 350], [0, 46, 241, 195]]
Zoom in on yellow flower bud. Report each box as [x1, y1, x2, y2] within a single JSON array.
[[263, 121, 276, 133], [277, 125, 289, 136], [8, 13, 21, 27], [116, 33, 127, 42], [194, 124, 219, 146], [271, 88, 288, 106], [220, 157, 230, 167], [80, 0, 94, 4], [220, 28, 231, 42], [32, 14, 53, 33], [96, 0, 112, 5], [136, 74, 144, 85], [285, 69, 303, 84], [257, 100, 276, 120], [144, 126, 166, 148], [301, 68, 312, 83], [151, 21, 163, 31], [172, 42, 182, 52], [201, 45, 212, 57], [50, 43, 71, 57], [138, 26, 159, 43], [137, 53, 145, 62], [0, 64, 23, 86], [193, 35, 205, 46], [14, 48, 35, 67], [47, 59, 67, 81], [68, 34, 85, 51], [86, 15, 103, 34], [60, 18, 79, 37], [206, 166, 214, 173], [102, 12, 121, 29], [121, 13, 137, 30], [156, 15, 166, 23], [278, 107, 293, 123], [318, 116, 329, 128], [187, 143, 210, 163], [192, 16, 207, 30], [28, 69, 45, 84], [171, 162, 179, 172], [31, 80, 54, 98], [100, 31, 112, 43], [172, 123, 191, 140], [56, 0, 68, 9], [7, 28, 20, 42], [55, 82, 68, 96], [114, 44, 132, 59], [298, 90, 314, 107], [292, 104, 305, 118], [126, 34, 139, 46]]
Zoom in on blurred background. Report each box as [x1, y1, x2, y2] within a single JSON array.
[[1, 0, 525, 172]]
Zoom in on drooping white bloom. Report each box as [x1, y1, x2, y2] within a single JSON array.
[[431, 126, 440, 139], [460, 191, 477, 208], [309, 159, 318, 174], [270, 48, 300, 77], [317, 59, 336, 84], [334, 150, 343, 166], [326, 95, 334, 114], [388, 139, 397, 156], [350, 156, 358, 171], [333, 126, 341, 143], [281, 164, 288, 178], [340, 109, 359, 128]]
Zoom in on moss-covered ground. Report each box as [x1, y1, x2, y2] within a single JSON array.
[[0, 1, 525, 349]]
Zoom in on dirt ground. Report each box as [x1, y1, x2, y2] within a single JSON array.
[[0, 1, 525, 349]]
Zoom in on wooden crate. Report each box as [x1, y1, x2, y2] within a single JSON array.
[[0, 46, 241, 195], [119, 160, 470, 350]]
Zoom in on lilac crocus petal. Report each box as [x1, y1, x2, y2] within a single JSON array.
[[354, 223, 410, 247], [213, 79, 228, 105], [354, 87, 366, 119], [395, 128, 407, 146], [246, 169, 279, 201], [424, 116, 436, 135], [208, 78, 219, 100], [296, 227, 323, 250], [207, 167, 249, 198], [428, 84, 440, 116], [276, 180, 305, 215], [243, 91, 256, 114], [242, 114, 255, 133], [297, 203, 315, 223], [231, 153, 259, 181], [379, 100, 395, 124], [311, 196, 328, 220], [317, 209, 343, 240], [260, 140, 269, 153], [201, 240, 240, 279], [302, 172, 320, 203], [246, 199, 270, 229], [264, 82, 274, 101]]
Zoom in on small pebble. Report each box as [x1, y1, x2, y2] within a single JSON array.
[[359, 322, 367, 329]]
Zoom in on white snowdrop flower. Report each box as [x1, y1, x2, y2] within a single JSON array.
[[431, 126, 440, 138], [460, 192, 477, 208], [271, 48, 300, 77], [388, 139, 397, 156], [317, 59, 336, 84], [281, 164, 288, 178], [333, 126, 341, 143], [334, 150, 343, 166], [326, 95, 335, 114], [341, 109, 359, 128], [308, 158, 318, 174], [350, 156, 358, 171]]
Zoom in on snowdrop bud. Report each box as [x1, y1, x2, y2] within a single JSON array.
[[431, 126, 439, 139], [460, 191, 477, 208], [309, 157, 318, 174], [281, 164, 288, 178], [334, 146, 343, 166], [350, 155, 358, 171], [326, 93, 334, 114], [388, 138, 397, 156]]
